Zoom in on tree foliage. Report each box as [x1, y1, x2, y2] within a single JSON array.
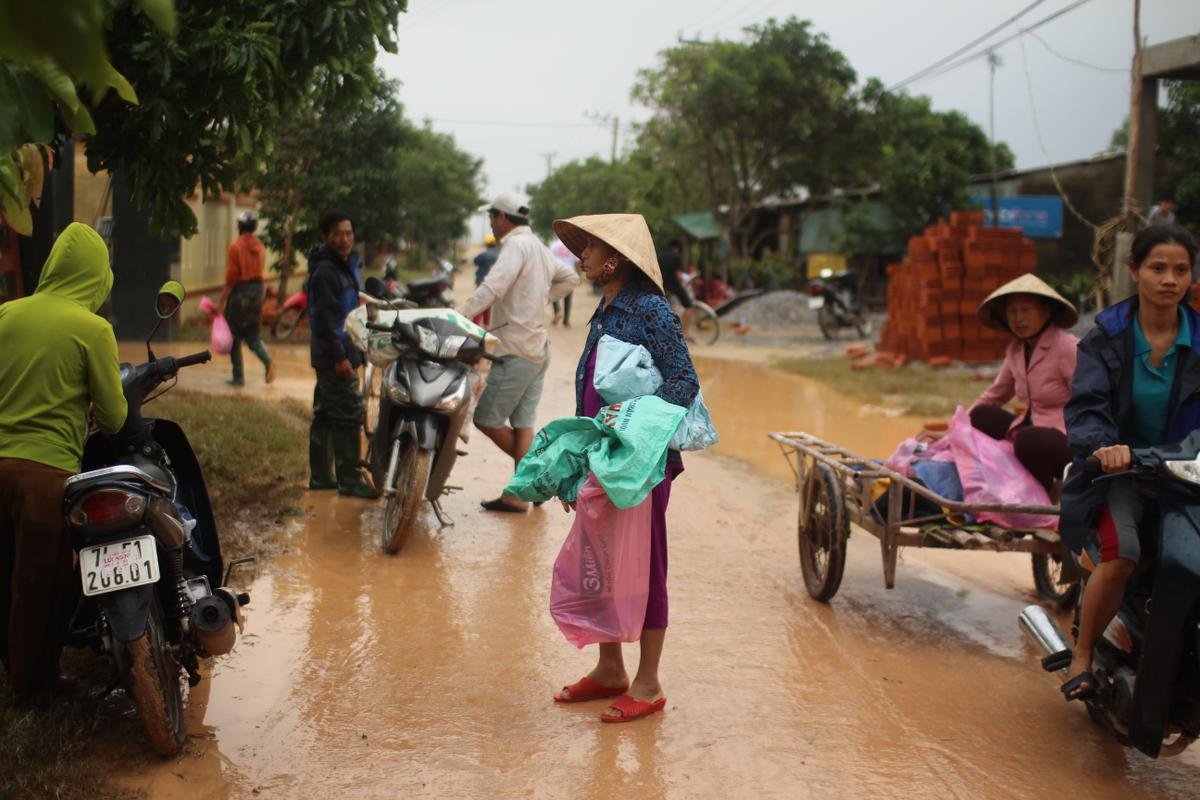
[[85, 0, 407, 237], [251, 75, 482, 291], [0, 0, 173, 233], [843, 81, 1015, 253], [1158, 81, 1200, 233], [632, 18, 861, 256]]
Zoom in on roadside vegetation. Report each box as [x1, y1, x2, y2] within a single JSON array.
[[1, 391, 310, 799], [772, 356, 983, 417]]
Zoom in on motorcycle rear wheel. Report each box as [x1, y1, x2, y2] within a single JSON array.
[[1032, 553, 1081, 610], [272, 306, 304, 340], [122, 595, 187, 756], [382, 441, 432, 554]]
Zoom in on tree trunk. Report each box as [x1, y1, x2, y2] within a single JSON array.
[[277, 212, 296, 300]]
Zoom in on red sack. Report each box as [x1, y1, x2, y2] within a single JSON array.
[[550, 475, 652, 648]]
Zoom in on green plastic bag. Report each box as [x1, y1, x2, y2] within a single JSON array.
[[505, 395, 686, 508]]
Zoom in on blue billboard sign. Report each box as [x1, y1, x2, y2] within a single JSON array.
[[969, 195, 1064, 239]]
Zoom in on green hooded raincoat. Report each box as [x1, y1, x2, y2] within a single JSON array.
[[0, 223, 127, 472]]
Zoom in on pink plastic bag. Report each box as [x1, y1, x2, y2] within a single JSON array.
[[210, 313, 233, 355], [945, 407, 1056, 529], [550, 475, 652, 648], [884, 433, 953, 475]]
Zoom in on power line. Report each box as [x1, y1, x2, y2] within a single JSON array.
[[1028, 29, 1126, 73], [891, 0, 1101, 91], [887, 0, 1049, 92], [427, 117, 600, 129]]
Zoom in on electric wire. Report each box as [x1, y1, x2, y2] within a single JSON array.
[[887, 0, 1049, 92], [890, 0, 1100, 92], [1027, 29, 1126, 73]]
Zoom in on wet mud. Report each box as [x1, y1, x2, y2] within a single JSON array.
[[117, 332, 1198, 799]]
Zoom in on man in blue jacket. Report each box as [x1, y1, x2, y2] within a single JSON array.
[[307, 209, 375, 498]]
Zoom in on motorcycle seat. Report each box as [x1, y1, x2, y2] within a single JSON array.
[[64, 464, 172, 502], [407, 276, 447, 294]]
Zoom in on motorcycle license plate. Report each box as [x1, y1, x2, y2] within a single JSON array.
[[808, 296, 825, 310], [80, 535, 159, 597]]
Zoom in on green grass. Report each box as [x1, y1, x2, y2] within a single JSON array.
[[772, 356, 983, 417], [1, 391, 311, 798]]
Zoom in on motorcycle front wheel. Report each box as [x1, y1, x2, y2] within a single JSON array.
[[382, 440, 432, 554], [272, 306, 304, 340], [816, 305, 837, 340], [122, 595, 187, 756]]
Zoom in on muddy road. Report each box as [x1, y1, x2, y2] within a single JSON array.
[[118, 329, 1198, 799]]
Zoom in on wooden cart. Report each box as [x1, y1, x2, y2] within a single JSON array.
[[769, 430, 1079, 607]]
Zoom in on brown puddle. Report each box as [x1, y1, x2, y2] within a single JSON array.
[[117, 335, 1198, 799]]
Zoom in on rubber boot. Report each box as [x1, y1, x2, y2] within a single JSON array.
[[308, 422, 337, 490], [332, 425, 377, 499], [227, 339, 245, 386], [248, 337, 275, 384]]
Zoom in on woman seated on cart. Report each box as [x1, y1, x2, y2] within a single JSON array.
[[969, 274, 1078, 492], [1060, 223, 1200, 701]]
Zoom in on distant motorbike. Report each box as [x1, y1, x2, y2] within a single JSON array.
[[274, 263, 456, 341], [1019, 433, 1200, 758], [64, 282, 252, 756], [364, 314, 494, 553], [808, 270, 869, 340]]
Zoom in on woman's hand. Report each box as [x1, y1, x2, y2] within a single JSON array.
[[1092, 444, 1132, 473]]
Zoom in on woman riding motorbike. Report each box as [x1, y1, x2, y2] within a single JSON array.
[[1060, 222, 1200, 701]]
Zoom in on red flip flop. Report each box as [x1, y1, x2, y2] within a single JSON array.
[[554, 676, 628, 704], [600, 693, 667, 723]]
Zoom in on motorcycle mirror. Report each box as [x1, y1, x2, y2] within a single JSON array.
[[155, 280, 186, 320]]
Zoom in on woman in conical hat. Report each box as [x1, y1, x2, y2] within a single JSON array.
[[969, 272, 1080, 491], [549, 213, 699, 723]]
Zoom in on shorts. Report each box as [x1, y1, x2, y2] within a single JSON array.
[[1095, 479, 1149, 564], [473, 351, 549, 429]]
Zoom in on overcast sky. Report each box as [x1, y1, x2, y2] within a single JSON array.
[[379, 0, 1200, 212]]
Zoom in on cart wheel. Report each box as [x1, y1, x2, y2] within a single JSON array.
[[1032, 553, 1080, 610], [798, 462, 849, 602]]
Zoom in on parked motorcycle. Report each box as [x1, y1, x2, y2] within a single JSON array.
[[364, 314, 494, 553], [1019, 433, 1200, 758], [63, 281, 252, 756], [271, 287, 308, 339], [808, 270, 869, 340]]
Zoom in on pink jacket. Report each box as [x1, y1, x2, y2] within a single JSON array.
[[971, 324, 1079, 434]]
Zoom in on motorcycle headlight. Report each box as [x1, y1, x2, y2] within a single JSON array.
[[438, 335, 467, 359], [1165, 458, 1200, 487], [417, 327, 440, 358], [434, 378, 470, 412], [385, 367, 410, 404]]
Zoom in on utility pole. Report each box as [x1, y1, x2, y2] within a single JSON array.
[[540, 151, 556, 179], [1113, 0, 1146, 303], [610, 116, 620, 164], [1122, 0, 1145, 222], [987, 50, 1001, 227]]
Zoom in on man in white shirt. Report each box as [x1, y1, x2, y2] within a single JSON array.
[[459, 192, 580, 512]]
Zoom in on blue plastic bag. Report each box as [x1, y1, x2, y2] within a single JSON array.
[[593, 335, 718, 452]]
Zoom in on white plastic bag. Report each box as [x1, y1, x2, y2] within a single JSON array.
[[593, 334, 718, 452]]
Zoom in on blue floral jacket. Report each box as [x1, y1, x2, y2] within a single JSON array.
[[575, 281, 700, 415]]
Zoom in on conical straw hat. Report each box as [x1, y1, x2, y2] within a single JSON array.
[[552, 214, 664, 295], [977, 273, 1078, 332]]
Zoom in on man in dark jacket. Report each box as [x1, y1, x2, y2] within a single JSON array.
[[307, 209, 375, 498]]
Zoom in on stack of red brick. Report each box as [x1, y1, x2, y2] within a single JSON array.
[[877, 210, 1038, 363]]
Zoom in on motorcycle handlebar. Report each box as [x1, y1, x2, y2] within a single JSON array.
[[175, 351, 212, 368], [1084, 455, 1102, 475], [366, 322, 394, 332]]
